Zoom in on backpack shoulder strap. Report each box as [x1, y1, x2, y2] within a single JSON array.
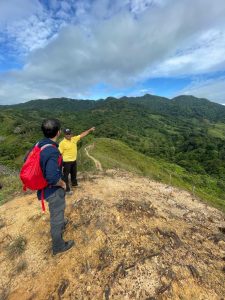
[[40, 144, 56, 151]]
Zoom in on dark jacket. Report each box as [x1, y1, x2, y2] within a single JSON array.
[[37, 138, 63, 200]]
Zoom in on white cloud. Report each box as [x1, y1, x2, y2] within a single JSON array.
[[0, 0, 225, 103], [148, 29, 225, 77], [130, 0, 168, 13], [0, 0, 169, 60], [6, 16, 56, 53], [0, 0, 77, 58], [0, 0, 40, 23], [176, 77, 225, 104]]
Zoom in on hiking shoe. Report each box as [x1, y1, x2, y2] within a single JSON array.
[[72, 183, 78, 187], [53, 240, 75, 256], [66, 191, 73, 195]]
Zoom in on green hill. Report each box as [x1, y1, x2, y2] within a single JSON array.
[[0, 97, 96, 112], [1, 93, 225, 121], [89, 138, 225, 212], [1, 94, 225, 211]]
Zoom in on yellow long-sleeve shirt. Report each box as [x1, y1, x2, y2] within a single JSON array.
[[59, 135, 80, 162]]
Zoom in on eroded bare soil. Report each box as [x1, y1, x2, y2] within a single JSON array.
[[0, 170, 225, 299]]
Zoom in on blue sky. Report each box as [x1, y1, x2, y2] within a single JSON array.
[[0, 0, 225, 104]]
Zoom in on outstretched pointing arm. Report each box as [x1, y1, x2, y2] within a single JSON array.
[[80, 127, 95, 139]]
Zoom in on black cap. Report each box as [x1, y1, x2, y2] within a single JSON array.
[[64, 128, 72, 135]]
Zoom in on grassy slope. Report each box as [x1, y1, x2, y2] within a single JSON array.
[[90, 138, 225, 212], [1, 137, 224, 212], [208, 123, 225, 140], [0, 170, 21, 204]]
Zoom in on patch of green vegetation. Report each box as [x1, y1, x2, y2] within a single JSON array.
[[208, 123, 225, 140], [0, 172, 21, 205], [90, 138, 225, 212]]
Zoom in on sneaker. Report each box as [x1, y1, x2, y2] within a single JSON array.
[[53, 240, 75, 256]]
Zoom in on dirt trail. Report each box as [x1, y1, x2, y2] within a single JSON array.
[[0, 170, 225, 300], [85, 144, 103, 171]]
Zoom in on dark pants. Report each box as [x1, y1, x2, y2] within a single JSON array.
[[46, 188, 66, 251], [63, 161, 77, 191]]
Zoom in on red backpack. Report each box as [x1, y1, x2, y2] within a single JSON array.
[[20, 143, 60, 212]]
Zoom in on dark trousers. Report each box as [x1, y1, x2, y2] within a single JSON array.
[[46, 188, 66, 251], [63, 161, 77, 191]]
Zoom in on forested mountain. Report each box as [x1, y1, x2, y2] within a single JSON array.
[[1, 94, 225, 174], [1, 93, 225, 209], [1, 94, 225, 121], [0, 97, 96, 112]]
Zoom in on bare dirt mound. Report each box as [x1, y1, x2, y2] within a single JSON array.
[[0, 170, 225, 300]]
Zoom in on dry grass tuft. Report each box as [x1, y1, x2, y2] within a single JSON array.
[[7, 236, 27, 259]]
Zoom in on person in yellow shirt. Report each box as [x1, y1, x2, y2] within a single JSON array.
[[59, 127, 95, 194]]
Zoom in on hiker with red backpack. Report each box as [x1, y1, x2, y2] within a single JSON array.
[[20, 119, 74, 255]]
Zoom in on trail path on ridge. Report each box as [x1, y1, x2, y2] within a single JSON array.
[[85, 144, 103, 171]]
